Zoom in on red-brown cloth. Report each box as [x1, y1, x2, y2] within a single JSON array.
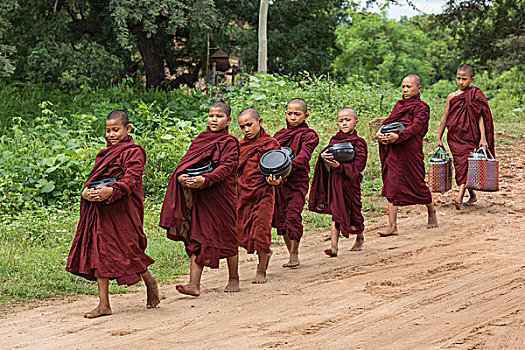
[[236, 127, 280, 253], [272, 122, 319, 241], [379, 94, 433, 206], [66, 136, 154, 285], [446, 86, 495, 185], [159, 127, 240, 268], [309, 130, 368, 236]]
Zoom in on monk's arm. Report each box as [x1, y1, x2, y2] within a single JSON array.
[[478, 114, 488, 148], [394, 105, 430, 144], [202, 140, 239, 188], [437, 97, 451, 147], [106, 148, 145, 203], [291, 131, 319, 171]]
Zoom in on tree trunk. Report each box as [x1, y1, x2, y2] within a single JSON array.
[[258, 0, 269, 73], [131, 24, 165, 89]]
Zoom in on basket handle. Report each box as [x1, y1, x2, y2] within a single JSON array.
[[475, 147, 495, 160], [431, 146, 448, 159]]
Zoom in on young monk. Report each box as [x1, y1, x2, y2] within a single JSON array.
[[236, 108, 280, 283], [309, 108, 368, 256], [437, 64, 495, 209], [66, 110, 160, 318], [268, 98, 319, 267], [376, 74, 438, 236], [159, 102, 240, 296]]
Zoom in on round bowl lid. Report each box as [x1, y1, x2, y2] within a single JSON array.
[[259, 150, 292, 175]]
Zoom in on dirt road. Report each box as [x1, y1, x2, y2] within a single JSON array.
[[1, 137, 524, 350]]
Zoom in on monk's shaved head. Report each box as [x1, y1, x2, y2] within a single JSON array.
[[238, 108, 260, 121], [338, 108, 358, 120], [404, 74, 422, 87], [457, 64, 474, 77], [210, 101, 232, 117], [287, 98, 308, 113], [107, 110, 129, 126]]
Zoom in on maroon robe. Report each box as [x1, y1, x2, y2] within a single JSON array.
[[66, 136, 154, 285], [273, 122, 319, 242], [446, 86, 495, 185], [379, 94, 433, 206], [236, 128, 280, 254], [159, 127, 239, 268], [309, 131, 368, 236]]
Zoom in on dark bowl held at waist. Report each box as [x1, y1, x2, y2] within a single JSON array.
[[182, 159, 215, 177], [87, 177, 119, 189], [380, 121, 406, 134], [259, 149, 292, 178], [327, 142, 355, 163]]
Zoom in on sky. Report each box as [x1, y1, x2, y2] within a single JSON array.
[[360, 0, 448, 19]]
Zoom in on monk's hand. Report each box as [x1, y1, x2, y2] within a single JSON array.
[[82, 187, 95, 201], [436, 139, 444, 149], [479, 138, 488, 149], [266, 174, 282, 186], [188, 175, 205, 189], [93, 186, 113, 201], [385, 132, 399, 144], [178, 174, 191, 187]]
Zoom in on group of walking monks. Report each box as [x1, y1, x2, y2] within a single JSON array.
[[65, 64, 494, 318]]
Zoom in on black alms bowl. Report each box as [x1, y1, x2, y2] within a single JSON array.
[[87, 177, 118, 189], [182, 159, 214, 177], [327, 142, 355, 163], [380, 121, 406, 134], [259, 149, 292, 178]]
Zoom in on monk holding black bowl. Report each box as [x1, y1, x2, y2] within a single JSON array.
[[159, 102, 240, 296], [309, 108, 368, 256], [376, 74, 438, 237]]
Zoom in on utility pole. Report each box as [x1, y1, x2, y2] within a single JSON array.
[[258, 0, 268, 73]]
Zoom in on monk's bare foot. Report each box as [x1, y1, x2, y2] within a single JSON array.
[[378, 227, 399, 237], [253, 270, 267, 284], [350, 236, 364, 251], [176, 282, 200, 297], [224, 277, 240, 292], [282, 253, 300, 268], [84, 305, 112, 319], [427, 210, 438, 229], [453, 199, 461, 210], [464, 196, 477, 206], [146, 277, 160, 308], [324, 248, 338, 257]]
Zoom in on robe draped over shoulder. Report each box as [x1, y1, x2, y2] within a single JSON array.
[[236, 127, 280, 253], [66, 136, 154, 285], [272, 122, 319, 242], [446, 86, 495, 185], [379, 95, 432, 206], [309, 131, 368, 236], [159, 127, 240, 268]]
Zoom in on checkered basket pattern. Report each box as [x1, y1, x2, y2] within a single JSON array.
[[466, 148, 499, 192], [428, 147, 453, 193]]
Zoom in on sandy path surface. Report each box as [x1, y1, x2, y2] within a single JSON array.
[[1, 137, 524, 350]]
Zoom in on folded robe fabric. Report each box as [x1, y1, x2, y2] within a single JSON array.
[[379, 94, 433, 206], [66, 136, 154, 286], [309, 130, 368, 236], [272, 122, 319, 242], [159, 127, 239, 268], [446, 86, 495, 186], [236, 127, 280, 254]]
